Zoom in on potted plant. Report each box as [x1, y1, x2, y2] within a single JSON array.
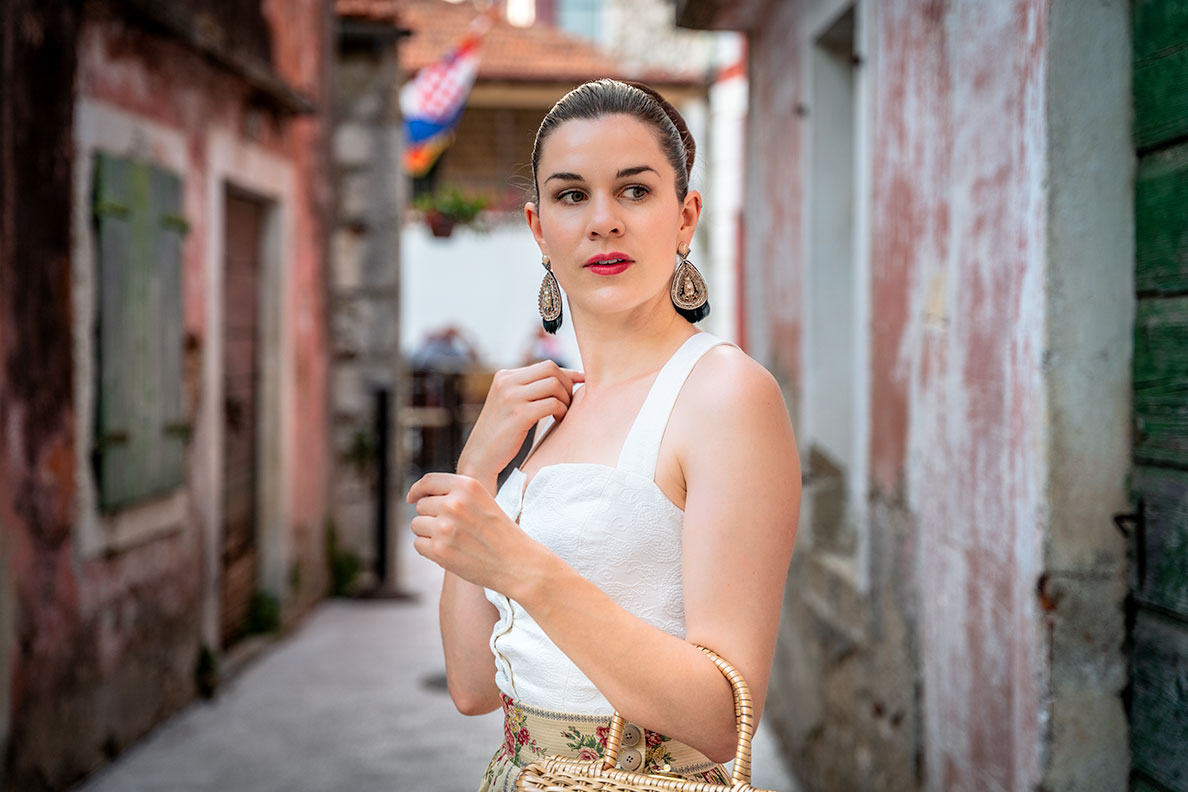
[[414, 187, 489, 238]]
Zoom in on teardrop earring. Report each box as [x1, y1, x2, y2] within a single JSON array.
[[538, 255, 563, 334], [671, 242, 710, 323]]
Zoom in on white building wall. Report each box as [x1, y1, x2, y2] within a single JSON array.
[[705, 38, 747, 346], [401, 220, 583, 370]]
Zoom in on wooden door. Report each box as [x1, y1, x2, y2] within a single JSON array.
[[220, 190, 264, 648], [1131, 2, 1188, 789]]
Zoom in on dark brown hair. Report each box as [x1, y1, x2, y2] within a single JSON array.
[[530, 79, 696, 204]]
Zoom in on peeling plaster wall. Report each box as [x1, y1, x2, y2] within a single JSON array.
[[75, 0, 333, 609], [740, 0, 1130, 789], [1, 2, 85, 788], [263, 0, 335, 584], [885, 2, 1050, 788], [1, 1, 333, 787], [745, 5, 920, 789], [743, 0, 804, 405]]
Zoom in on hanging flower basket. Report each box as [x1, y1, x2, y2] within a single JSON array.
[[414, 188, 489, 237], [425, 209, 457, 238]]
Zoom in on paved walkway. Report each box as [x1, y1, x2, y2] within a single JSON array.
[[78, 527, 800, 792]]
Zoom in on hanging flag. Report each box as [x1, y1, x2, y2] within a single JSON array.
[[401, 9, 495, 176]]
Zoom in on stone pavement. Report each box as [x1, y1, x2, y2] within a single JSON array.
[[78, 525, 800, 792]]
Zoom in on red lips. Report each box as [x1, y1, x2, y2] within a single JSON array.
[[584, 252, 633, 275]]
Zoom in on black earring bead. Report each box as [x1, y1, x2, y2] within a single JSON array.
[[675, 301, 710, 323]]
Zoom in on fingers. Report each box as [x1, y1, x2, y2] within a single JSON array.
[[555, 366, 585, 394], [406, 472, 462, 502], [410, 511, 451, 564], [407, 472, 489, 505], [520, 395, 568, 424], [413, 494, 447, 517], [409, 514, 434, 538], [412, 535, 434, 560], [519, 375, 574, 409], [503, 360, 585, 396]]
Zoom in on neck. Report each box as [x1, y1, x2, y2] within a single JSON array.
[[568, 297, 697, 388]]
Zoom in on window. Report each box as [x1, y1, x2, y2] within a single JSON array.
[[91, 153, 187, 510]]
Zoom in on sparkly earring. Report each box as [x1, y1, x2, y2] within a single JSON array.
[[538, 255, 563, 334], [671, 242, 710, 323]]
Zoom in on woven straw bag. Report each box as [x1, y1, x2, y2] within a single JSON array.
[[514, 646, 776, 792]]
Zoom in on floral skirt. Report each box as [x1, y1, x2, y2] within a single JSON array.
[[479, 693, 731, 792]]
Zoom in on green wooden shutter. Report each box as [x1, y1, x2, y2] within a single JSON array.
[[92, 153, 187, 511], [1131, 2, 1188, 790], [1135, 0, 1188, 152]]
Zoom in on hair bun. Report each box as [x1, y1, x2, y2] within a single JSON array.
[[623, 81, 695, 177]]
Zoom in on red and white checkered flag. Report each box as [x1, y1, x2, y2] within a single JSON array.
[[402, 35, 482, 122], [401, 8, 494, 124]]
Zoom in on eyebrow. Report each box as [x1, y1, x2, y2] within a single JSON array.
[[543, 165, 659, 184], [615, 165, 658, 179]]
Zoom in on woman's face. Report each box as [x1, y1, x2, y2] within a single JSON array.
[[525, 114, 701, 324]]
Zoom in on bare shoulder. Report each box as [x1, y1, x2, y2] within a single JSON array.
[[667, 343, 797, 471], [680, 344, 787, 421], [670, 342, 800, 539]]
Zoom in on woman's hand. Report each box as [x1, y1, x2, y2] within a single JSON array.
[[456, 361, 584, 493], [406, 473, 539, 593]]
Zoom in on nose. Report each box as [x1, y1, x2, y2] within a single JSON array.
[[585, 194, 623, 239]]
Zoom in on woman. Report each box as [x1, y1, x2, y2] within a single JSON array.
[[406, 79, 800, 790]]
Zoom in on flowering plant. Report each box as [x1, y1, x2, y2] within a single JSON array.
[[413, 187, 489, 236]]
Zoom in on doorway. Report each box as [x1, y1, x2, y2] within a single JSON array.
[[220, 188, 267, 648]]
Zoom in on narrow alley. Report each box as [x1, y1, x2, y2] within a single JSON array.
[[7, 2, 1179, 790]]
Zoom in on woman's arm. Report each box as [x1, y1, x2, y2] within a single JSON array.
[[410, 348, 800, 762], [432, 360, 583, 714], [439, 571, 501, 715]]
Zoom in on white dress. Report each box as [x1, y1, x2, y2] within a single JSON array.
[[484, 332, 731, 714]]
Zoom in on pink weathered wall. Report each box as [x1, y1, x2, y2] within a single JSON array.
[[736, 0, 1050, 789], [685, 0, 1133, 786], [1, 3, 84, 789], [2, 1, 332, 787], [872, 2, 1048, 789], [741, 0, 803, 398], [76, 0, 333, 604], [263, 0, 334, 605]]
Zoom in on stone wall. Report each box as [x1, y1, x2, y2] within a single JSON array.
[[331, 36, 404, 584]]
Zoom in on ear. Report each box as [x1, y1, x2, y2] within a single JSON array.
[[525, 201, 549, 258], [677, 190, 702, 249]]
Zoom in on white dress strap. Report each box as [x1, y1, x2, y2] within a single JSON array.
[[527, 414, 556, 456], [616, 333, 730, 478]]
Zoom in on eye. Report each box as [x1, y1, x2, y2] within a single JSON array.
[[555, 189, 587, 205], [621, 185, 650, 201]]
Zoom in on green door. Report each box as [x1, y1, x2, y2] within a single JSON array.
[[1131, 2, 1188, 789]]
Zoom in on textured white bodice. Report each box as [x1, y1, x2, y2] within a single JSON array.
[[484, 332, 729, 714]]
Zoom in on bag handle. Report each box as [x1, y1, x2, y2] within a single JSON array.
[[600, 645, 756, 787]]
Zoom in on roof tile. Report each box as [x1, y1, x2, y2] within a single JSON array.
[[336, 0, 700, 84]]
